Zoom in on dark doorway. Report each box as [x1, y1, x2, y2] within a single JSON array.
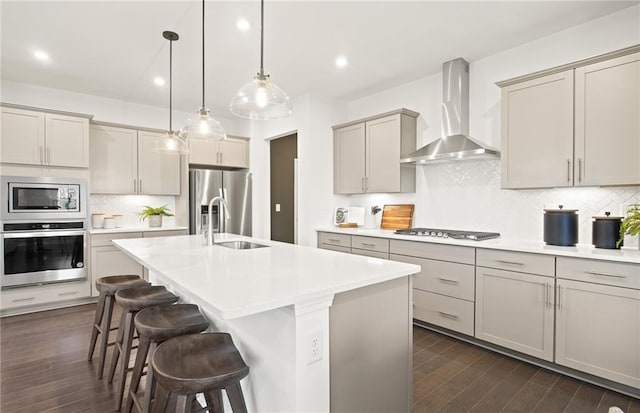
[[270, 133, 297, 244]]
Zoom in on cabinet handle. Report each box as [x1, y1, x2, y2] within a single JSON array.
[[578, 158, 582, 182], [556, 284, 561, 309], [328, 238, 341, 243], [133, 179, 137, 193], [219, 152, 223, 164], [40, 145, 45, 165], [139, 179, 142, 193], [46, 146, 51, 164], [438, 311, 459, 320], [360, 243, 376, 247], [365, 176, 368, 192], [58, 291, 79, 297], [13, 297, 36, 303], [437, 277, 459, 284], [584, 271, 626, 279], [497, 260, 524, 266], [566, 159, 571, 182]]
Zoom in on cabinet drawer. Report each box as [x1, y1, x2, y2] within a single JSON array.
[[413, 290, 474, 336], [352, 236, 389, 253], [391, 254, 474, 301], [477, 249, 554, 277], [319, 244, 351, 254], [143, 229, 188, 238], [1, 279, 91, 310], [318, 232, 351, 248], [352, 249, 388, 260], [556, 257, 640, 290], [390, 240, 474, 265], [91, 232, 143, 247]]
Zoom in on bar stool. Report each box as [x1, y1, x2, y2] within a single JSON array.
[[108, 285, 180, 411], [88, 274, 150, 379], [125, 304, 209, 413], [151, 333, 250, 413]]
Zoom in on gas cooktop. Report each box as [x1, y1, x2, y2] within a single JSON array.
[[394, 228, 500, 241]]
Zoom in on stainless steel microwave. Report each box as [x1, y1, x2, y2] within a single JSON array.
[[1, 176, 87, 221]]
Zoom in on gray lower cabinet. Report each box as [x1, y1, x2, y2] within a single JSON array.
[[317, 232, 389, 259], [390, 240, 475, 336]]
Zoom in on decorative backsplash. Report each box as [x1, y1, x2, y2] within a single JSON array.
[[348, 160, 640, 247], [89, 195, 176, 228]]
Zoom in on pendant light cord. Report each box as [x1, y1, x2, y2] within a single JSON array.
[[169, 37, 173, 132], [202, 0, 206, 107], [260, 0, 264, 74]]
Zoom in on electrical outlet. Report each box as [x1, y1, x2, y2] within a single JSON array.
[[308, 330, 323, 364]]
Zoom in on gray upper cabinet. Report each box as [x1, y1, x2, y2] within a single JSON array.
[[333, 109, 418, 194], [498, 46, 640, 189]]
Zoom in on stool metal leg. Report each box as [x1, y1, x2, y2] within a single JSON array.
[[97, 294, 115, 379], [115, 311, 136, 411], [226, 382, 248, 413], [88, 292, 106, 361], [125, 335, 151, 413]]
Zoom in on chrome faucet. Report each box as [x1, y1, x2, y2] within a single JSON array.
[[207, 196, 230, 246]]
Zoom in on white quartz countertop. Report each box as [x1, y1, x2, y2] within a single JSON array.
[[89, 226, 188, 235], [113, 233, 420, 319], [317, 227, 640, 264]]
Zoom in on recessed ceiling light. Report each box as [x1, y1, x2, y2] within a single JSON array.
[[153, 77, 165, 86], [335, 55, 348, 68], [33, 50, 50, 62], [236, 18, 250, 31]]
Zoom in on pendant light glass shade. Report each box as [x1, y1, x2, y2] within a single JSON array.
[[182, 0, 227, 142], [154, 31, 188, 154], [230, 0, 293, 120]]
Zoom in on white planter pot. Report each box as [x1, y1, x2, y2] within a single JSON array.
[[148, 215, 163, 227]]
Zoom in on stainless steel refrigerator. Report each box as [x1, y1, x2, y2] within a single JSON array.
[[189, 169, 252, 236]]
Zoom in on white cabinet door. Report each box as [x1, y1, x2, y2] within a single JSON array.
[[188, 139, 218, 166], [1, 107, 44, 165], [500, 70, 574, 188], [90, 246, 143, 297], [366, 114, 401, 193], [555, 279, 640, 389], [137, 130, 181, 195], [334, 123, 365, 194], [90, 125, 137, 194], [475, 267, 555, 361], [45, 113, 89, 167], [575, 52, 640, 186], [219, 137, 248, 168]]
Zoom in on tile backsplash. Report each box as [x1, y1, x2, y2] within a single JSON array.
[[348, 160, 640, 246], [90, 195, 176, 228]]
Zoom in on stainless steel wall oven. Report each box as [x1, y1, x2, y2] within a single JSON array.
[[1, 176, 88, 289]]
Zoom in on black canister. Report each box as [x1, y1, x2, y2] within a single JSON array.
[[544, 205, 578, 246], [592, 212, 623, 249]]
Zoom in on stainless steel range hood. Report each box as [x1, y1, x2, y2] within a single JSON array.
[[401, 58, 499, 164]]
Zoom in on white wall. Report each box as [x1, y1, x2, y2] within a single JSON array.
[[342, 4, 640, 246]]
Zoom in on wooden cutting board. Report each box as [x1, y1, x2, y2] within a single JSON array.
[[380, 204, 414, 229]]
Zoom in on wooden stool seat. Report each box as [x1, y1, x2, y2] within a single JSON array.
[[109, 285, 179, 411], [151, 333, 249, 413], [96, 274, 150, 296], [88, 274, 149, 379], [125, 304, 209, 413]]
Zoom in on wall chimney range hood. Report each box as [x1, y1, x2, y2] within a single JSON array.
[[401, 58, 499, 164]]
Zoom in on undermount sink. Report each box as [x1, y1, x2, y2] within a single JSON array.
[[216, 241, 270, 250]]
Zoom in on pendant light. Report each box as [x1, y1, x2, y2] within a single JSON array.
[[229, 0, 293, 120], [181, 0, 227, 142], [155, 31, 188, 154]]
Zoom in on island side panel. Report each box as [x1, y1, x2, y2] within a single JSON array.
[[330, 275, 413, 413]]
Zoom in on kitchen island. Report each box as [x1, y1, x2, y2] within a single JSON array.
[[114, 233, 420, 413]]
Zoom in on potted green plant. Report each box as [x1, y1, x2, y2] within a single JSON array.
[[138, 205, 174, 228], [618, 203, 640, 249]]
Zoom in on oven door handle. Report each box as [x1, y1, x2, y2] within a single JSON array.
[[2, 230, 86, 239]]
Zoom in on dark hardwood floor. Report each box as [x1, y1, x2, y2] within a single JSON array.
[[1, 304, 638, 412]]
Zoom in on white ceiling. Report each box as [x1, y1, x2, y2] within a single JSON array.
[[1, 1, 637, 119]]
